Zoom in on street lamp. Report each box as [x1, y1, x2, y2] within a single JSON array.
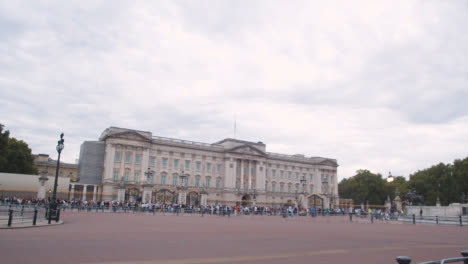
[[386, 171, 394, 183], [252, 187, 256, 201], [300, 175, 307, 194], [144, 167, 153, 183], [49, 133, 64, 224]]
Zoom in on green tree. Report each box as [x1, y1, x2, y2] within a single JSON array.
[[338, 169, 388, 205], [0, 124, 38, 174]]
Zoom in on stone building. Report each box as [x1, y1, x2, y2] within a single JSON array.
[[33, 154, 78, 180], [76, 127, 339, 209]]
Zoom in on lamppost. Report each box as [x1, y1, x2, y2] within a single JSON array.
[[252, 187, 256, 206], [142, 168, 153, 204], [299, 175, 307, 209], [49, 133, 64, 224], [144, 167, 153, 183], [177, 171, 188, 205]]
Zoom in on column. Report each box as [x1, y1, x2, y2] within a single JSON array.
[[240, 159, 244, 191], [248, 160, 252, 189], [37, 175, 49, 199], [82, 184, 88, 201], [142, 184, 152, 204], [70, 184, 75, 200], [92, 185, 98, 201]]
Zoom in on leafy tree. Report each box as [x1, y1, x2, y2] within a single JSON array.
[[0, 124, 38, 174], [339, 169, 388, 205]]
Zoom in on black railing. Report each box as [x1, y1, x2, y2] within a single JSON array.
[[396, 250, 468, 264]]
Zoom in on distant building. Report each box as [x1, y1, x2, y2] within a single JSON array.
[[76, 127, 339, 208], [33, 154, 78, 181]]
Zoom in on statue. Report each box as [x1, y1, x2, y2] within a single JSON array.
[[405, 188, 424, 206]]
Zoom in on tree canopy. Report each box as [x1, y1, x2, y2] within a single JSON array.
[[0, 124, 38, 174], [339, 157, 468, 206]]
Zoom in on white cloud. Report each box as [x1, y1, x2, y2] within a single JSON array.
[[0, 0, 467, 181]]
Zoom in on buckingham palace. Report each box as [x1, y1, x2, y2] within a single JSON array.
[[75, 127, 339, 209]]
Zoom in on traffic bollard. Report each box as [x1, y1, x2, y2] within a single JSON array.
[[8, 209, 13, 227], [33, 208, 38, 226]]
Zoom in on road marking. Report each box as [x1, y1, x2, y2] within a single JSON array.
[[91, 244, 466, 264]]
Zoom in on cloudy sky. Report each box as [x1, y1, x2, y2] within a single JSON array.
[[1, 0, 467, 181]]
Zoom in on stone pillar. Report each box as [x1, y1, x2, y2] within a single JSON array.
[[117, 188, 126, 202], [142, 184, 153, 204], [298, 194, 306, 209], [395, 196, 402, 212], [436, 197, 441, 207], [385, 196, 391, 211], [37, 174, 49, 199], [92, 185, 98, 201], [82, 185, 88, 201], [240, 159, 244, 191], [70, 184, 75, 200], [248, 160, 252, 189], [200, 190, 208, 206]]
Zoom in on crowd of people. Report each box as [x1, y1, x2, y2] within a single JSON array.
[[0, 196, 402, 219]]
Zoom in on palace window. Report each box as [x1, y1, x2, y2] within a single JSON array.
[[150, 157, 156, 167], [196, 161, 201, 171], [244, 167, 247, 175], [149, 175, 154, 184], [113, 171, 119, 181], [251, 168, 254, 175], [217, 164, 221, 173], [288, 171, 291, 179], [296, 172, 299, 180], [125, 154, 131, 164], [206, 178, 210, 188], [195, 178, 200, 187], [114, 153, 121, 162], [280, 170, 284, 178], [174, 159, 179, 169], [272, 170, 276, 178], [162, 158, 167, 167], [265, 182, 268, 191], [310, 174, 313, 181], [272, 183, 276, 192], [124, 171, 129, 181], [280, 184, 284, 193], [216, 178, 221, 189], [161, 175, 166, 185], [235, 181, 239, 189], [135, 155, 141, 165], [185, 160, 190, 169], [207, 163, 211, 172], [288, 185, 291, 193], [173, 176, 178, 186], [134, 173, 139, 183]]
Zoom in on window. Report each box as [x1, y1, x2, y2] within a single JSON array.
[[310, 185, 314, 193], [235, 181, 239, 189], [162, 158, 167, 167], [149, 175, 154, 184], [174, 159, 179, 169], [113, 171, 119, 181], [244, 167, 247, 175], [206, 178, 210, 188], [310, 174, 313, 181], [288, 171, 291, 179], [288, 185, 291, 193], [173, 176, 178, 185], [265, 182, 268, 191], [251, 168, 254, 175], [280, 184, 284, 193], [272, 170, 276, 178], [280, 170, 284, 178], [195, 178, 200, 187], [196, 161, 201, 171], [161, 175, 166, 185], [124, 171, 129, 181], [135, 155, 141, 165], [114, 153, 121, 162], [217, 164, 221, 173], [134, 173, 139, 183], [125, 154, 131, 164], [272, 183, 276, 192], [243, 182, 247, 190], [150, 157, 156, 166], [207, 163, 211, 172], [185, 160, 190, 169], [216, 178, 220, 189], [296, 172, 299, 180]]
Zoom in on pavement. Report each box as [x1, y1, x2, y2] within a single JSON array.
[[1, 211, 467, 264]]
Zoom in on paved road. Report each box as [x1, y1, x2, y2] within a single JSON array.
[[1, 212, 467, 264]]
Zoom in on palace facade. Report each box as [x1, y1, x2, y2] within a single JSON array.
[[76, 127, 339, 209]]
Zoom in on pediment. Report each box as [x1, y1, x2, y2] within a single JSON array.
[[227, 144, 266, 157], [109, 131, 150, 142]]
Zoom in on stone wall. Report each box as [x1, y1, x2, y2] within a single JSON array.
[[406, 203, 468, 217]]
